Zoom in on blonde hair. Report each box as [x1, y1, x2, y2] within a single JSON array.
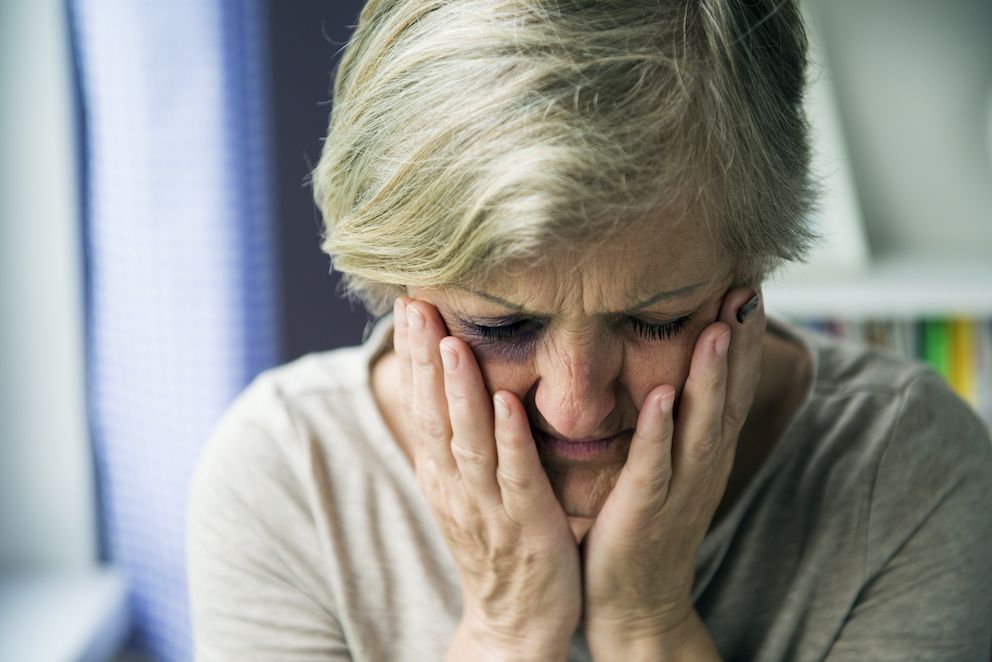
[[313, 0, 818, 315]]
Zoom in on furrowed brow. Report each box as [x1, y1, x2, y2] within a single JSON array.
[[458, 282, 706, 315]]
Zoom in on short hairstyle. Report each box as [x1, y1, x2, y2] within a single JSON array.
[[313, 0, 819, 315]]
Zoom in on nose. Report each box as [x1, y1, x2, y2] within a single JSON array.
[[531, 332, 619, 441]]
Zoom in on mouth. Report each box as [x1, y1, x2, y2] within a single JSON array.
[[531, 428, 633, 463]]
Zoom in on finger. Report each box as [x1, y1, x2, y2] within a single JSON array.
[[395, 297, 433, 473], [407, 300, 459, 478], [393, 297, 415, 419], [440, 335, 501, 508], [603, 386, 676, 520], [492, 390, 562, 527], [395, 297, 438, 474], [719, 287, 766, 434], [671, 320, 731, 485]]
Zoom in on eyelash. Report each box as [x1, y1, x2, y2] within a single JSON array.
[[625, 315, 692, 340], [468, 315, 692, 343]]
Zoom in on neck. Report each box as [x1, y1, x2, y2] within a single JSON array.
[[713, 328, 812, 525]]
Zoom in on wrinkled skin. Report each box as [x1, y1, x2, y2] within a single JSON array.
[[387, 219, 767, 657]]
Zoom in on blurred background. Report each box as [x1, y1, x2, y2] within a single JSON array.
[[1, 0, 989, 660]]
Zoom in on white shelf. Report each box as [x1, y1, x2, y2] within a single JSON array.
[[764, 255, 992, 320], [0, 568, 130, 662]]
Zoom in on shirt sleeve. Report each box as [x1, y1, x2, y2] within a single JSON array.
[[826, 372, 992, 661], [186, 396, 351, 661]]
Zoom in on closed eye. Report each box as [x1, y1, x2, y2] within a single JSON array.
[[624, 315, 692, 341], [464, 315, 692, 342], [468, 317, 545, 341]]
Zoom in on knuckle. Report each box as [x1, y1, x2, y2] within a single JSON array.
[[492, 425, 521, 450], [635, 464, 673, 494], [423, 420, 450, 444], [413, 406, 449, 442], [450, 441, 492, 468], [445, 382, 471, 408], [690, 431, 722, 460], [722, 406, 749, 433], [707, 361, 729, 389], [411, 341, 436, 367], [686, 368, 722, 394], [496, 468, 533, 493]]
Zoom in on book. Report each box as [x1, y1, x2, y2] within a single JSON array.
[[921, 319, 952, 381], [948, 318, 978, 406], [795, 315, 991, 429]]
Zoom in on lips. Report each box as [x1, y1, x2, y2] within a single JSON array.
[[532, 428, 633, 463]]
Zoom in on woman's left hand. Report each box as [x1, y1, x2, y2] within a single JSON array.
[[582, 287, 766, 660]]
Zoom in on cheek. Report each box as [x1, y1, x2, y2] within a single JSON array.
[[469, 336, 699, 408], [455, 317, 709, 405], [626, 297, 724, 402], [624, 339, 695, 405], [452, 339, 535, 400], [471, 356, 533, 400]]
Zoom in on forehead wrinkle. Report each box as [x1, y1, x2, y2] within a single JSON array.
[[578, 268, 614, 316], [458, 276, 710, 317], [456, 219, 733, 316]]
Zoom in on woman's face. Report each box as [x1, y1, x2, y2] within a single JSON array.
[[409, 219, 736, 518]]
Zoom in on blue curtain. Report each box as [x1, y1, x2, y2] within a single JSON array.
[[70, 1, 280, 658]]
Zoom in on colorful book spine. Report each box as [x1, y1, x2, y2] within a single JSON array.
[[948, 318, 978, 407], [921, 318, 952, 382], [797, 316, 992, 429], [976, 321, 992, 426]]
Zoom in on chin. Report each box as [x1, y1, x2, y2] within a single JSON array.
[[543, 463, 623, 518]]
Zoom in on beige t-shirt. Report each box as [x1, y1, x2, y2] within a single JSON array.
[[187, 316, 992, 661]]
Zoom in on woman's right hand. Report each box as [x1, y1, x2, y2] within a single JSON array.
[[394, 297, 581, 661]]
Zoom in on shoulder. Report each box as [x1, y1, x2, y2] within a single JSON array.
[[188, 339, 393, 540], [189, 314, 397, 514], [783, 331, 992, 658], [195, 345, 371, 476], [187, 341, 383, 585], [186, 349, 369, 655], [792, 325, 989, 450], [803, 328, 991, 469], [864, 368, 992, 571], [797, 329, 992, 569]]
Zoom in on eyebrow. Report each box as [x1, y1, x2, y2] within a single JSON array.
[[459, 282, 706, 315]]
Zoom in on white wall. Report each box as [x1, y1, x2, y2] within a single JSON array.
[[0, 0, 96, 570], [811, 0, 992, 258]]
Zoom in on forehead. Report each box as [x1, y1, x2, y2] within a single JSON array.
[[467, 217, 732, 314]]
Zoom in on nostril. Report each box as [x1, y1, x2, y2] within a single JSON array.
[[531, 387, 616, 441]]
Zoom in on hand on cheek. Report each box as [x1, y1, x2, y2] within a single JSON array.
[[580, 286, 765, 654], [393, 297, 582, 659]]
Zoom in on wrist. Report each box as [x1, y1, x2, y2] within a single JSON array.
[[447, 616, 573, 662], [586, 609, 720, 662]]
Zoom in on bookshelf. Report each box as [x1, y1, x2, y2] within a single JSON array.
[[765, 3, 992, 428], [764, 255, 992, 320], [764, 256, 992, 429]]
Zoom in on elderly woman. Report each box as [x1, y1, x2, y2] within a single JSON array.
[[187, 1, 992, 660]]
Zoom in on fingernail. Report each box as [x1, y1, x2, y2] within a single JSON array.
[[493, 394, 510, 420], [394, 298, 407, 329], [736, 293, 760, 324], [440, 342, 458, 372], [715, 330, 731, 357], [407, 304, 424, 330], [659, 391, 675, 416]]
